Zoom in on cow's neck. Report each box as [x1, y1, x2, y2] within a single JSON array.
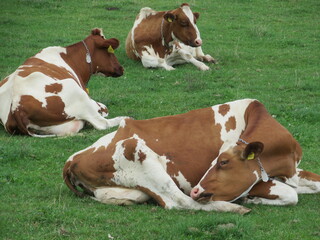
[[160, 19, 174, 48], [64, 41, 93, 89]]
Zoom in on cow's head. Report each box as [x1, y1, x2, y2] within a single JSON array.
[[164, 3, 202, 47], [190, 142, 264, 202], [87, 28, 124, 77]]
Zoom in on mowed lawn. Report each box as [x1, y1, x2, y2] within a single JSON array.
[[0, 0, 319, 239]]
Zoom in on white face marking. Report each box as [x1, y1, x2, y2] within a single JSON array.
[[181, 5, 201, 40]]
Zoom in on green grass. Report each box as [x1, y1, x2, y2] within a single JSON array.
[[1, 0, 320, 239]]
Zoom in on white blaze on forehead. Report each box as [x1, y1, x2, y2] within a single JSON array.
[[181, 5, 201, 40]]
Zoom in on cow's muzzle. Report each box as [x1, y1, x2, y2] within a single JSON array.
[[196, 192, 213, 203], [112, 66, 124, 77]]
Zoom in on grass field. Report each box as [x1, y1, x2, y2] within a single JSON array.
[[1, 0, 319, 239]]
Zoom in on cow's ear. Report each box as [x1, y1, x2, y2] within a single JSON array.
[[164, 13, 176, 23], [241, 142, 264, 160], [194, 12, 200, 20], [103, 38, 120, 52], [91, 28, 105, 38]]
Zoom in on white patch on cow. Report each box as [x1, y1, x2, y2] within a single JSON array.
[[287, 169, 320, 194], [192, 99, 257, 197], [0, 74, 15, 127], [119, 118, 127, 128], [174, 171, 193, 194], [66, 131, 117, 162], [141, 45, 175, 70], [244, 180, 298, 206], [213, 99, 255, 153], [130, 7, 156, 52], [92, 187, 150, 205], [27, 119, 84, 137], [92, 131, 117, 151], [34, 47, 81, 86], [181, 5, 201, 40]]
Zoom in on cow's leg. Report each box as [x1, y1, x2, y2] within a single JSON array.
[[140, 53, 175, 71], [169, 47, 210, 71], [194, 46, 217, 64], [61, 83, 128, 130], [243, 180, 298, 206], [285, 169, 320, 194], [113, 137, 250, 214], [92, 187, 150, 205]]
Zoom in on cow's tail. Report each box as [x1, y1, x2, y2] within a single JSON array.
[[63, 161, 85, 198]]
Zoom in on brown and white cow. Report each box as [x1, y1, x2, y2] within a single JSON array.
[[0, 28, 128, 137], [63, 99, 320, 213], [125, 3, 216, 71]]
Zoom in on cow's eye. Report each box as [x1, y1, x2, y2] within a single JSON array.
[[180, 21, 189, 27], [219, 160, 229, 167]]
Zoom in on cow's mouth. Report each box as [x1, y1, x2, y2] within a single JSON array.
[[196, 192, 213, 203]]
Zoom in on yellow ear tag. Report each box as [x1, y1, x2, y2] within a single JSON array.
[[107, 45, 114, 54], [167, 18, 173, 23], [86, 88, 89, 94], [247, 152, 255, 160]]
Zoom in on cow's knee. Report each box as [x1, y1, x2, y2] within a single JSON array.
[[244, 180, 298, 206]]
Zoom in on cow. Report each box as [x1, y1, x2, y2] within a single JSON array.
[[125, 3, 216, 71], [63, 99, 320, 213], [0, 28, 128, 137]]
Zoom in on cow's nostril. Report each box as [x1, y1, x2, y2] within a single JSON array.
[[195, 39, 202, 46], [190, 187, 200, 199]]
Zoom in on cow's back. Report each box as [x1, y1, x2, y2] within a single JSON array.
[[126, 8, 164, 60], [243, 100, 301, 176]]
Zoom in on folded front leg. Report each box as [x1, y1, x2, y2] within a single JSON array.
[[243, 180, 298, 206]]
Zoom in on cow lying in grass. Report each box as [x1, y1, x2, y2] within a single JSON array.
[[63, 99, 320, 213], [125, 3, 216, 71], [0, 28, 127, 137]]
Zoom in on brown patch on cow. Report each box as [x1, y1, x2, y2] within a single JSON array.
[[225, 116, 236, 132], [298, 170, 320, 181], [218, 104, 230, 116], [137, 186, 166, 208], [45, 83, 63, 94], [18, 58, 74, 80], [68, 145, 117, 189], [138, 150, 146, 162], [122, 138, 138, 161], [16, 95, 72, 127], [0, 76, 9, 88], [248, 181, 278, 199]]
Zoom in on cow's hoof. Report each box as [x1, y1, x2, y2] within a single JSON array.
[[199, 64, 210, 71], [238, 206, 251, 215]]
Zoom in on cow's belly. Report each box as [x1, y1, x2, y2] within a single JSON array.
[[27, 119, 85, 136]]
